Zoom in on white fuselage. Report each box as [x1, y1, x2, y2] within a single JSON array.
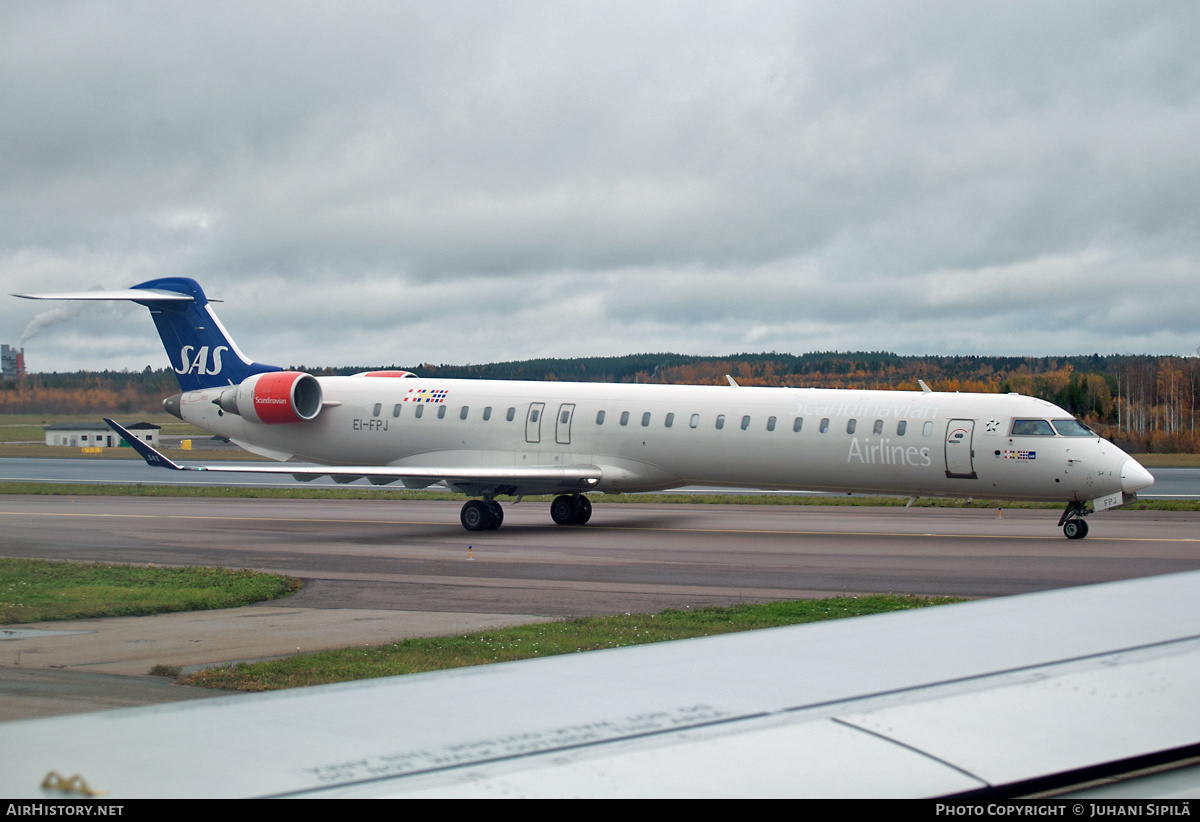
[[175, 375, 1139, 503]]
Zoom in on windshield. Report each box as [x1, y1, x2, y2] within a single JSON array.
[[1051, 419, 1096, 437], [1011, 419, 1055, 436]]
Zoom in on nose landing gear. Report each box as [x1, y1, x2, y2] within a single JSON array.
[[1058, 501, 1090, 540]]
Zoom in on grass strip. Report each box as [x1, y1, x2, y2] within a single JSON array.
[[0, 558, 301, 624], [180, 594, 960, 691], [1, 481, 1197, 511]]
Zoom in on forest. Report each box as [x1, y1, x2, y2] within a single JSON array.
[[3, 352, 1198, 453]]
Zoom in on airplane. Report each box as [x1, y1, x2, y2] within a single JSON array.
[[15, 277, 1154, 538]]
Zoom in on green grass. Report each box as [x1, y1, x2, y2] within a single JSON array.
[[0, 558, 301, 624], [0, 413, 205, 444], [0, 444, 270, 461], [1129, 453, 1200, 467], [181, 594, 961, 691]]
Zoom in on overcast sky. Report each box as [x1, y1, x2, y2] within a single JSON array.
[[3, 2, 1198, 374]]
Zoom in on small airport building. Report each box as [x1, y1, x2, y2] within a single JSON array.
[[43, 422, 160, 448]]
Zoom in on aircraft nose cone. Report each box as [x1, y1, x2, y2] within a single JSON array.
[[1121, 458, 1154, 493]]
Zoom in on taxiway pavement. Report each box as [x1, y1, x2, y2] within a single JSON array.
[[3, 495, 1199, 720]]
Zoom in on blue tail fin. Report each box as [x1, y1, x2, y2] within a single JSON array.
[[129, 278, 280, 391]]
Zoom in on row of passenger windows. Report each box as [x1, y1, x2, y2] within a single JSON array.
[[370, 402, 933, 437], [599, 410, 928, 437], [373, 403, 518, 421]]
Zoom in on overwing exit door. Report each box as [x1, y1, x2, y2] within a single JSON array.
[[526, 402, 545, 443], [556, 403, 575, 444]]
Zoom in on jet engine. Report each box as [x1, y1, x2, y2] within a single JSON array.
[[215, 372, 323, 424]]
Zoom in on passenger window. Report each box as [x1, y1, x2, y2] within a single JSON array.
[[690, 413, 700, 429], [372, 403, 382, 417], [596, 410, 606, 425], [897, 420, 906, 436], [820, 418, 830, 433], [483, 407, 492, 421], [506, 407, 515, 422], [873, 419, 883, 435], [1012, 419, 1055, 436], [793, 417, 803, 433], [766, 416, 776, 431], [561, 410, 570, 424], [716, 415, 725, 430], [641, 412, 651, 427], [665, 413, 674, 428], [415, 404, 424, 419], [741, 415, 751, 430], [922, 421, 933, 437], [392, 404, 402, 418], [620, 411, 630, 426], [437, 406, 447, 419], [846, 419, 856, 434], [461, 406, 470, 420], [530, 409, 539, 423]]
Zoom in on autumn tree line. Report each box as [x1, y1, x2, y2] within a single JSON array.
[[4, 353, 1199, 453]]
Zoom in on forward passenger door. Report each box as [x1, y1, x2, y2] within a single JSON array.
[[945, 419, 977, 479]]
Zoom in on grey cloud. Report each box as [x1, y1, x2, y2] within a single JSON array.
[[3, 1, 1199, 372]]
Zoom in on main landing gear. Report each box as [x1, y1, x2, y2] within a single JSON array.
[[1058, 501, 1090, 540], [550, 493, 592, 526], [459, 494, 593, 531], [461, 498, 504, 532]]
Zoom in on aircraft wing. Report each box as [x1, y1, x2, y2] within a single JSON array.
[[104, 418, 602, 490], [3, 570, 1200, 798]]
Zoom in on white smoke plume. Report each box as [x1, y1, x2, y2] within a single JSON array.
[[20, 285, 113, 344]]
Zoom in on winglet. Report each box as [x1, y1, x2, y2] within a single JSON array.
[[104, 419, 187, 471], [725, 375, 739, 388], [918, 379, 932, 394]]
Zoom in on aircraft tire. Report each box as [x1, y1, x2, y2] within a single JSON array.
[[486, 500, 504, 529], [461, 499, 490, 531], [573, 495, 592, 525], [550, 495, 575, 525], [1063, 519, 1088, 540]]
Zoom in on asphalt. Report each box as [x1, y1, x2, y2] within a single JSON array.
[[1, 607, 551, 721], [3, 496, 1199, 722]]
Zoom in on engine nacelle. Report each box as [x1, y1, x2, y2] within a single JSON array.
[[216, 371, 323, 424]]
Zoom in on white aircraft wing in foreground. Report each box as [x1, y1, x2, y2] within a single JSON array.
[[3, 571, 1200, 798]]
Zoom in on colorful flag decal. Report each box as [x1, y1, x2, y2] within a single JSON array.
[[403, 388, 448, 403]]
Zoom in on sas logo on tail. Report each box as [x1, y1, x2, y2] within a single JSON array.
[[174, 345, 230, 375]]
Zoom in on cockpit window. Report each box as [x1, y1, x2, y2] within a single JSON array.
[[1051, 419, 1096, 437], [1011, 419, 1055, 436]]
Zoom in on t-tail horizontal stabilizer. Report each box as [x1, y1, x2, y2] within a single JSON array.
[[15, 277, 280, 392]]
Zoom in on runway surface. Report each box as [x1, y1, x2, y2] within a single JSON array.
[[4, 495, 1199, 611], [4, 493, 1200, 720]]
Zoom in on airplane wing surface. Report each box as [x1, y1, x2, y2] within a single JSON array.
[[3, 571, 1200, 798], [104, 418, 602, 489]]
